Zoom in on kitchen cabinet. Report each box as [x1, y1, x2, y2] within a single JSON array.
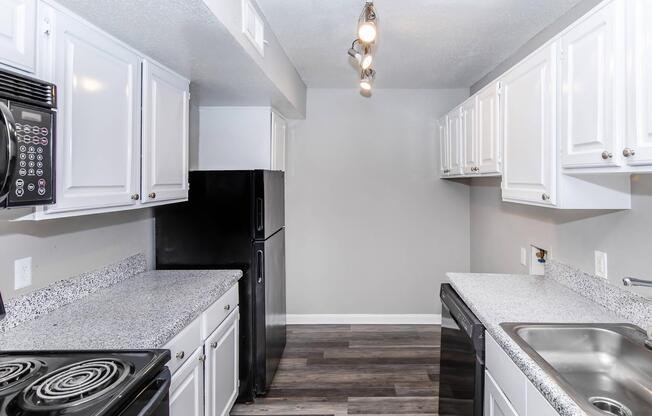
[[560, 0, 626, 169], [461, 97, 478, 175], [47, 6, 141, 213], [271, 110, 287, 172], [485, 371, 519, 416], [141, 60, 189, 204], [477, 81, 501, 174], [438, 116, 450, 176], [446, 106, 463, 176], [170, 347, 205, 416], [500, 41, 557, 207], [0, 0, 37, 73], [205, 307, 240, 416], [625, 0, 652, 166]]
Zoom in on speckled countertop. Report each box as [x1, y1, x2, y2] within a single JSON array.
[[0, 270, 242, 350], [447, 273, 625, 416]]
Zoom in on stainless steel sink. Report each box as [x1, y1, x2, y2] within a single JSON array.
[[501, 323, 652, 416]]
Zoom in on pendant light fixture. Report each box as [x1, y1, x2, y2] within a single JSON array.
[[347, 1, 378, 93]]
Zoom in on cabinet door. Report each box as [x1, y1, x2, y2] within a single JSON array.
[[477, 82, 501, 174], [626, 0, 652, 165], [561, 0, 625, 168], [461, 97, 479, 175], [48, 10, 141, 213], [438, 116, 450, 176], [501, 42, 557, 207], [205, 308, 239, 416], [485, 371, 520, 416], [447, 107, 463, 175], [141, 60, 189, 204], [0, 0, 36, 73], [271, 110, 286, 172], [170, 347, 205, 416]]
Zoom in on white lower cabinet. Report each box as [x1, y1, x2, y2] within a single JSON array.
[[167, 285, 240, 416], [170, 347, 205, 416], [205, 307, 240, 416], [485, 371, 519, 416]]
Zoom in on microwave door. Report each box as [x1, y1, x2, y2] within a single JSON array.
[[0, 100, 17, 204]]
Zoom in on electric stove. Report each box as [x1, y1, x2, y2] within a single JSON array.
[[0, 350, 170, 416]]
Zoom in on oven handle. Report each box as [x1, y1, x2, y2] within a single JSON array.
[[0, 102, 17, 202], [135, 368, 171, 416]]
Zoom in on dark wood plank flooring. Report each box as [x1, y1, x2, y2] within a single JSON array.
[[231, 324, 441, 415]]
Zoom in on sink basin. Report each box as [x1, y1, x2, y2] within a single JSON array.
[[501, 323, 652, 416]]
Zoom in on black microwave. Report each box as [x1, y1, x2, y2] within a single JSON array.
[[0, 68, 56, 208]]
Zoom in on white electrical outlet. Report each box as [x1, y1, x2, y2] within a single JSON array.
[[520, 247, 528, 266], [594, 251, 608, 279], [14, 257, 32, 290]]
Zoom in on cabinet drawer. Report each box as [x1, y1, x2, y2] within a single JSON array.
[[201, 284, 239, 340], [164, 316, 202, 375], [485, 334, 527, 415]]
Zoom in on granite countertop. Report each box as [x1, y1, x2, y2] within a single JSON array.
[[0, 269, 242, 350], [447, 272, 625, 416]]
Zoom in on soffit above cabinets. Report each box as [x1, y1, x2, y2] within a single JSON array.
[[54, 0, 306, 119]]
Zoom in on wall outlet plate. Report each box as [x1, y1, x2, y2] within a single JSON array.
[[520, 247, 528, 267], [14, 257, 32, 290], [594, 250, 608, 279]]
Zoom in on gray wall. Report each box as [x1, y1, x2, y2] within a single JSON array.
[[285, 88, 470, 315], [470, 176, 652, 299], [471, 0, 603, 94], [0, 209, 154, 299]]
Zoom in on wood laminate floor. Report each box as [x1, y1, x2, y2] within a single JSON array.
[[231, 324, 441, 416]]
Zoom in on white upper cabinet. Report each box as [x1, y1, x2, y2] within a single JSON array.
[[0, 0, 37, 73], [141, 60, 189, 204], [477, 82, 501, 174], [461, 97, 479, 175], [270, 110, 286, 172], [438, 116, 450, 176], [447, 106, 463, 176], [625, 0, 652, 166], [500, 42, 557, 207], [46, 7, 141, 213], [561, 0, 626, 168]]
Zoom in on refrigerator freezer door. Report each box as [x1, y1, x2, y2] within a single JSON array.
[[253, 228, 286, 394], [254, 170, 285, 240]]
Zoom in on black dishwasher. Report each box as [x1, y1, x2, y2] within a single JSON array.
[[438, 283, 485, 416]]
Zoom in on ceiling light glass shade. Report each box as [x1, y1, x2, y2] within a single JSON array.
[[357, 2, 377, 44], [360, 68, 375, 91], [361, 53, 373, 69]]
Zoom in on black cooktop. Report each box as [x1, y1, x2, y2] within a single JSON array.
[[0, 350, 169, 416]]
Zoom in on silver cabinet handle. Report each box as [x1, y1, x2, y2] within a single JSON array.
[[224, 304, 231, 311], [601, 150, 613, 160], [623, 148, 636, 157], [131, 193, 140, 200], [175, 351, 185, 360], [211, 341, 218, 349], [541, 193, 550, 201], [149, 192, 156, 199]]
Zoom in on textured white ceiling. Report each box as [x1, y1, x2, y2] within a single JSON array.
[[256, 0, 584, 88]]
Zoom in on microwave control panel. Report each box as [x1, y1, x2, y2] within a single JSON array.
[[6, 103, 55, 206]]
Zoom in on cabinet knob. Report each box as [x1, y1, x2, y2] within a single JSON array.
[[541, 193, 550, 201], [211, 341, 218, 349], [149, 192, 156, 199], [623, 148, 636, 158], [176, 351, 185, 360], [601, 151, 613, 160], [224, 304, 231, 311], [131, 193, 140, 200], [198, 353, 206, 362]]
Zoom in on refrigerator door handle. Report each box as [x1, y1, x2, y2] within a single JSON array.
[[256, 197, 264, 232], [256, 249, 264, 284]]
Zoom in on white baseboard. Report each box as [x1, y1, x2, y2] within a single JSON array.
[[286, 314, 441, 325]]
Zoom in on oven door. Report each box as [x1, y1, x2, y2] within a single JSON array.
[[438, 287, 484, 416], [0, 100, 17, 204], [118, 368, 171, 416]]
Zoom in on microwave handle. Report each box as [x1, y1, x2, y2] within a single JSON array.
[[0, 102, 17, 202]]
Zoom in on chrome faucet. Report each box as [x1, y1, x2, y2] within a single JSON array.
[[622, 277, 652, 350]]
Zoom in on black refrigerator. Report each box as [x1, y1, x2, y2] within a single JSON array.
[[155, 170, 286, 402]]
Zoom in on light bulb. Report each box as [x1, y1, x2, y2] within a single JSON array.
[[358, 22, 377, 43], [361, 54, 373, 70], [360, 79, 372, 91], [360, 68, 375, 91]]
